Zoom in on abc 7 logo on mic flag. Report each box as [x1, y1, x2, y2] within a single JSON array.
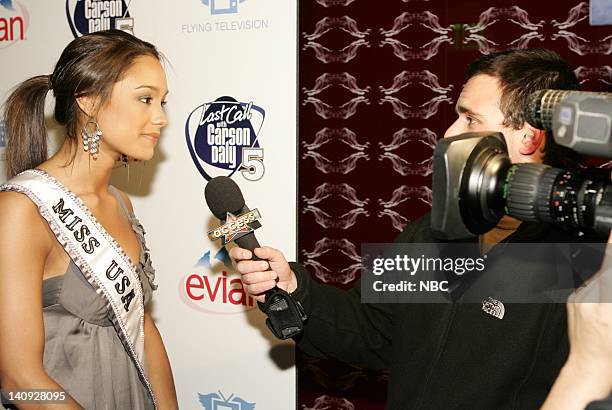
[[186, 96, 265, 182]]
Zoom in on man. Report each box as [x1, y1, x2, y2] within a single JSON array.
[[231, 49, 605, 409]]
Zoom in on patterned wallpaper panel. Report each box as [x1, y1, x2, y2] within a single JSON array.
[[298, 1, 611, 408]]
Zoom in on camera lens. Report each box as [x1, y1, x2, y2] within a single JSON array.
[[506, 164, 611, 234]]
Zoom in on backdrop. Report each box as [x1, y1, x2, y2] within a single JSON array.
[[0, 1, 297, 409]]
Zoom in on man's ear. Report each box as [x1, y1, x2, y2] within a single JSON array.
[[76, 95, 97, 118], [519, 124, 546, 156]]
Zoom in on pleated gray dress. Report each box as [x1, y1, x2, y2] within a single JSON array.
[[40, 187, 157, 409]]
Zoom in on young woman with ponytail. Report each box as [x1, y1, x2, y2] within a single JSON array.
[[0, 30, 177, 409]]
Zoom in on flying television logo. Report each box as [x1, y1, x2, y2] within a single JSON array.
[[198, 391, 255, 410], [201, 0, 248, 15], [66, 0, 134, 37]]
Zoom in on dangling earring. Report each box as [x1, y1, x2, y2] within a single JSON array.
[[120, 154, 131, 183], [82, 120, 102, 159]]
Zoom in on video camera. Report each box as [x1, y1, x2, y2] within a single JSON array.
[[432, 90, 612, 240]]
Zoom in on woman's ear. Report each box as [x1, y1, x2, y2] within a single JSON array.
[[75, 95, 97, 118]]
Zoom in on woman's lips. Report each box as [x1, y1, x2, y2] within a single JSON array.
[[142, 134, 160, 142]]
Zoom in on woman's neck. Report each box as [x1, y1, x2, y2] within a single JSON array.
[[39, 140, 118, 196]]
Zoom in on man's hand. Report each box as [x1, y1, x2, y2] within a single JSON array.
[[229, 246, 298, 303], [563, 232, 612, 396], [541, 232, 612, 409], [564, 302, 612, 389]]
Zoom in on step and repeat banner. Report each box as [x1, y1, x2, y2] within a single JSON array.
[[0, 1, 297, 409]]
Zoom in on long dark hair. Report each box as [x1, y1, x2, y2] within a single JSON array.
[[3, 29, 160, 178]]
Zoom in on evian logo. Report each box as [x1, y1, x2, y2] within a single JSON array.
[[0, 0, 29, 49], [201, 0, 248, 15], [66, 0, 134, 38], [185, 96, 266, 182], [180, 248, 256, 314]]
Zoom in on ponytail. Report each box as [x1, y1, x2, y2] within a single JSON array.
[[4, 75, 50, 178]]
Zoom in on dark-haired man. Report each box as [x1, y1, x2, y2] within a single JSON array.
[[442, 48, 582, 250], [231, 48, 606, 409]]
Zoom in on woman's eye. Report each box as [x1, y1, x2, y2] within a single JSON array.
[[161, 100, 168, 107], [139, 97, 153, 104], [466, 116, 476, 125]]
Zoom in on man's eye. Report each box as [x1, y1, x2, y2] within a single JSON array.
[[466, 116, 477, 125]]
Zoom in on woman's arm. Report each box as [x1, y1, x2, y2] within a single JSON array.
[[144, 312, 177, 409], [0, 192, 82, 409]]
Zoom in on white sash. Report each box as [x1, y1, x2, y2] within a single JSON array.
[[1, 169, 156, 407]]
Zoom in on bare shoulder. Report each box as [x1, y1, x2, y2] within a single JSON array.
[[0, 191, 52, 252], [0, 190, 44, 225]]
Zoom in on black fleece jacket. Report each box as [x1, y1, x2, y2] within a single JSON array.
[[290, 213, 606, 410]]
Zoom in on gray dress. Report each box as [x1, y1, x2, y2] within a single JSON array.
[[40, 187, 156, 409]]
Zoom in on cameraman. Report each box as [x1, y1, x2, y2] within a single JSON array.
[[232, 48, 607, 409]]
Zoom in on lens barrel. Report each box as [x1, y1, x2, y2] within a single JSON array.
[[505, 163, 610, 233]]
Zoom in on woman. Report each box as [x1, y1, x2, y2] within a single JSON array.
[[0, 30, 177, 409]]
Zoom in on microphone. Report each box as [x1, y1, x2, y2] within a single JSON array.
[[204, 175, 262, 249], [525, 89, 612, 157], [204, 176, 306, 339]]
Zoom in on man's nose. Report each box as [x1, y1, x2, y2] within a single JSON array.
[[443, 118, 462, 138]]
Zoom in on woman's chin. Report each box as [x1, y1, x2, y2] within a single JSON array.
[[128, 149, 155, 162]]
